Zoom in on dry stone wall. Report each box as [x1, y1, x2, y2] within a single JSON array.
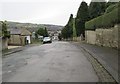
[[85, 24, 119, 48]]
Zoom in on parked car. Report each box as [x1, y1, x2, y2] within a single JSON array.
[[43, 37, 52, 44]]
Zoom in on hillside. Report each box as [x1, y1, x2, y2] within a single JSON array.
[[43, 24, 63, 31], [4, 21, 63, 32]]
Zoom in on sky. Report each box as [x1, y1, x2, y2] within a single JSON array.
[[0, 0, 111, 26]]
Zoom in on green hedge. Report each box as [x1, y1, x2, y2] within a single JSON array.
[[105, 4, 117, 14], [85, 6, 119, 30]]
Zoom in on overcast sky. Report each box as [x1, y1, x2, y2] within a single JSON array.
[[0, 0, 111, 26]]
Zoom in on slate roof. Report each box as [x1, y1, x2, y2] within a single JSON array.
[[9, 28, 32, 35], [9, 28, 21, 35]]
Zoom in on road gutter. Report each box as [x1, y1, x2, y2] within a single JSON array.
[[2, 47, 23, 57], [81, 46, 117, 83]]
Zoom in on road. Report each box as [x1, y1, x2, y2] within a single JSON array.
[[2, 41, 98, 82]]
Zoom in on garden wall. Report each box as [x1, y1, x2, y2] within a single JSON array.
[[2, 38, 8, 50], [85, 24, 119, 48]]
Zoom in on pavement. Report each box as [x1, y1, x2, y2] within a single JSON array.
[[2, 44, 39, 57], [2, 41, 118, 82], [2, 47, 23, 57], [8, 46, 22, 49], [73, 42, 119, 82], [2, 41, 98, 82]]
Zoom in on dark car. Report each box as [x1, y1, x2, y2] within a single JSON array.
[[43, 37, 52, 44]]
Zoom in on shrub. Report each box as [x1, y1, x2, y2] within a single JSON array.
[[105, 4, 117, 14], [85, 6, 118, 30]]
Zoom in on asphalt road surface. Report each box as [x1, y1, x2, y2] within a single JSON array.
[[2, 41, 98, 82]]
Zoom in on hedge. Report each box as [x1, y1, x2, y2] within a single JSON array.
[[105, 4, 117, 14], [85, 6, 119, 30]]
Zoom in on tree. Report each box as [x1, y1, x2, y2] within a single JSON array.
[[61, 14, 73, 39], [105, 3, 118, 13], [100, 1, 107, 15], [1, 21, 10, 39], [73, 18, 77, 41], [61, 26, 67, 39], [35, 32, 38, 39], [44, 27, 49, 37], [67, 14, 73, 38], [89, 0, 106, 19], [106, 0, 118, 7], [35, 27, 49, 38], [58, 33, 62, 41], [75, 1, 89, 37], [36, 28, 45, 36]]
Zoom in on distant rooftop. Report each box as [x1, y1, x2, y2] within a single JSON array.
[[9, 28, 22, 35]]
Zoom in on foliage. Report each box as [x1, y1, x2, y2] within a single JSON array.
[[35, 27, 49, 38], [62, 1, 89, 38], [105, 3, 118, 13], [73, 18, 77, 37], [61, 26, 67, 39], [35, 32, 38, 39], [62, 0, 118, 38], [32, 39, 42, 44], [85, 5, 119, 30], [75, 1, 89, 37], [61, 14, 73, 39], [44, 27, 49, 37], [88, 1, 106, 20], [1, 21, 10, 38], [58, 33, 62, 41], [76, 1, 89, 22], [106, 0, 118, 7]]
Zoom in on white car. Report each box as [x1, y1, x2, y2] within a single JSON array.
[[43, 37, 52, 44]]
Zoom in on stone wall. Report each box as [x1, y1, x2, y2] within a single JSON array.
[[0, 37, 2, 51], [85, 31, 96, 45], [85, 24, 119, 48], [2, 38, 8, 50], [8, 35, 28, 46], [8, 35, 32, 46], [8, 35, 22, 45]]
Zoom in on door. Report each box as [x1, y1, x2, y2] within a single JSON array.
[[26, 36, 31, 44]]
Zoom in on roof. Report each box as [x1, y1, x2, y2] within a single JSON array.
[[9, 28, 32, 35], [10, 28, 21, 35]]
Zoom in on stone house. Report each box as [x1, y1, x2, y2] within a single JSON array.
[[8, 28, 32, 46]]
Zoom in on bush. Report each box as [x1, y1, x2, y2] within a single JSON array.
[[85, 6, 118, 30], [105, 4, 117, 14], [103, 8, 118, 27], [1, 21, 10, 38]]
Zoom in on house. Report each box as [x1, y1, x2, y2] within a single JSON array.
[[26, 27, 40, 39], [8, 28, 32, 46]]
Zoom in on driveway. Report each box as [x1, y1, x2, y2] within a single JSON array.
[[2, 41, 98, 82]]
